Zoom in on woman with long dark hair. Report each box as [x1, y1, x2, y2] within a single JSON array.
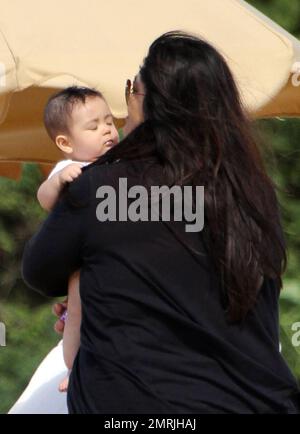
[[22, 31, 300, 413]]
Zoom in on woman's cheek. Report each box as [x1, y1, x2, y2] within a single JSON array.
[[128, 100, 142, 126]]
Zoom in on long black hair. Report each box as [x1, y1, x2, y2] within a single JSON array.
[[93, 31, 286, 323]]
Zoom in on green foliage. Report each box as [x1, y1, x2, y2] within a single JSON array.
[[248, 0, 300, 37], [0, 302, 60, 414], [255, 118, 300, 283], [247, 3, 300, 384], [0, 164, 47, 303], [0, 165, 61, 413]]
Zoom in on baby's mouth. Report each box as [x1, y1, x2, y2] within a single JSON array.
[[103, 139, 115, 147]]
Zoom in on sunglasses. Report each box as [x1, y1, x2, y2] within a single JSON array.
[[125, 79, 145, 105]]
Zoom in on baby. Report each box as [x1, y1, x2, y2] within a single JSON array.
[[38, 86, 119, 392]]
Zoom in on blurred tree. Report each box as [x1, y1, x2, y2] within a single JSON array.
[[0, 164, 47, 305], [248, 0, 300, 385], [248, 0, 300, 37]]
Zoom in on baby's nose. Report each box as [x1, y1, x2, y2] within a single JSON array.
[[103, 126, 111, 135]]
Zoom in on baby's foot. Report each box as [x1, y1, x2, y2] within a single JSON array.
[[58, 376, 69, 393]]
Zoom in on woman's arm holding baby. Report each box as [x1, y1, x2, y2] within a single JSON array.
[[23, 168, 93, 297], [37, 163, 83, 211]]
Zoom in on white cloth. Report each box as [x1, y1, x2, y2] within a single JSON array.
[[8, 340, 68, 414], [48, 159, 90, 179]]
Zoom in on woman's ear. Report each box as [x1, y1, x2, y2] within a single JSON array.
[[55, 135, 73, 154]]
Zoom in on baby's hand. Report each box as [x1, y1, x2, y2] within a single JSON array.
[[52, 299, 68, 334], [58, 163, 82, 184]]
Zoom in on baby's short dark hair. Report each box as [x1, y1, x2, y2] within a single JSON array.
[[44, 86, 103, 141]]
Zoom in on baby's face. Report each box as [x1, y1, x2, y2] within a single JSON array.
[[68, 96, 119, 162]]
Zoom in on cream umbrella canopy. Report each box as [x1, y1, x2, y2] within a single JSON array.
[[0, 0, 299, 179]]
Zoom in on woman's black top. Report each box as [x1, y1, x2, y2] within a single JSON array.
[[22, 158, 300, 414]]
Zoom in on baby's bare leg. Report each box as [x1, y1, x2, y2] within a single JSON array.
[[59, 270, 81, 392]]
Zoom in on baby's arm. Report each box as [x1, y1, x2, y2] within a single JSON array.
[[37, 163, 83, 211], [62, 270, 82, 371]]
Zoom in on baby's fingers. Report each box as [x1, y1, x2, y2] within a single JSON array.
[[52, 300, 68, 317], [54, 318, 65, 334], [69, 168, 82, 179], [66, 173, 79, 182]]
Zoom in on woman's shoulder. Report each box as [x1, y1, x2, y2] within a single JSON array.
[[63, 158, 161, 208], [86, 157, 162, 187]]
